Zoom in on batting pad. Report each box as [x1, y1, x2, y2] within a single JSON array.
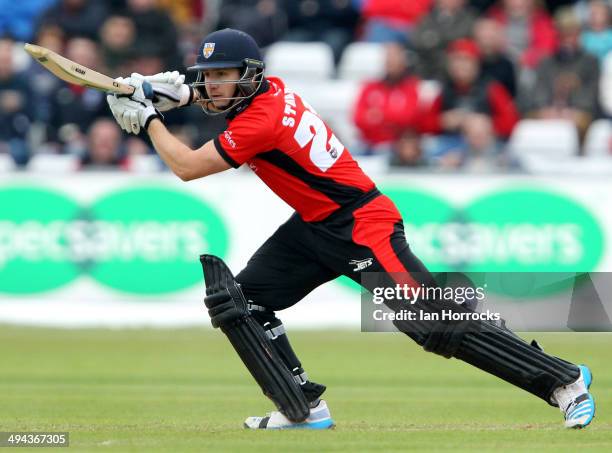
[[454, 321, 581, 405], [388, 286, 580, 405], [200, 254, 310, 422]]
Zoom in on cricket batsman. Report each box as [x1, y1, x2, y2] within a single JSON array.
[[106, 28, 596, 430]]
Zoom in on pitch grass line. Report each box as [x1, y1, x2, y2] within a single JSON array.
[[0, 326, 610, 451]]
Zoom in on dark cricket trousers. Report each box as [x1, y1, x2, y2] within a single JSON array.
[[235, 189, 432, 310], [234, 188, 581, 405]]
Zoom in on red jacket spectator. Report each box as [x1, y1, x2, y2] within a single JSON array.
[[488, 3, 557, 68], [354, 77, 421, 145], [422, 80, 519, 138], [421, 38, 519, 138], [362, 0, 432, 28]]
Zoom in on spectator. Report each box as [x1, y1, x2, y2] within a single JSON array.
[[122, 135, 161, 171], [283, 0, 359, 62], [80, 118, 125, 168], [183, 103, 228, 146], [28, 25, 65, 125], [460, 113, 510, 171], [218, 1, 288, 48], [127, 50, 165, 82], [580, 0, 612, 61], [526, 8, 599, 141], [488, 0, 557, 69], [99, 15, 137, 76], [38, 0, 109, 40], [178, 21, 206, 68], [473, 17, 518, 97], [34, 23, 64, 54], [0, 36, 34, 166], [126, 0, 183, 69], [0, 0, 57, 42], [389, 130, 425, 167], [157, 0, 206, 27], [353, 42, 421, 155], [412, 0, 477, 79], [544, 0, 578, 14], [421, 39, 519, 169], [360, 0, 432, 43], [47, 37, 110, 150], [469, 0, 496, 14]]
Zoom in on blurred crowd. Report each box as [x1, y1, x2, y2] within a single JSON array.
[[0, 0, 609, 171]]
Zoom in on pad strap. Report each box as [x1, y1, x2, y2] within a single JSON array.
[[264, 322, 286, 340], [292, 368, 309, 385]]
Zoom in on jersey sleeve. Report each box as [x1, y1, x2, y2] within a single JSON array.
[[213, 109, 276, 168]]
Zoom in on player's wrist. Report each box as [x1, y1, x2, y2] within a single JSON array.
[[143, 106, 163, 131], [180, 84, 194, 106]]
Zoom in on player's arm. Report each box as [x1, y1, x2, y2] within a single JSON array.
[[147, 119, 231, 181], [105, 74, 230, 181]]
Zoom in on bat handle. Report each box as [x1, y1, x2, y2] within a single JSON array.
[[142, 81, 154, 100]]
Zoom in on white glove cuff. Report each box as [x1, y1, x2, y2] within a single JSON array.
[[179, 84, 194, 107]]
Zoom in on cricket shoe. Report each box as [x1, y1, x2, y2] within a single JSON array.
[[243, 399, 335, 430], [552, 365, 595, 429]]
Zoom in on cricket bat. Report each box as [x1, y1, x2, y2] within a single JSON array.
[[24, 43, 139, 96]]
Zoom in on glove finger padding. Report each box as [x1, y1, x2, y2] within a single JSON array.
[[106, 95, 123, 129], [123, 109, 139, 135], [153, 85, 181, 103], [107, 91, 161, 135], [139, 71, 192, 112], [107, 94, 134, 133], [143, 70, 183, 85]]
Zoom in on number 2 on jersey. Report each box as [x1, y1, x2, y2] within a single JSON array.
[[293, 109, 345, 172]]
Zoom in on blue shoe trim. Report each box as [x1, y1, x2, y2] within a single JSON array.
[[567, 394, 595, 427], [570, 410, 592, 420], [286, 418, 335, 430], [579, 365, 592, 389]]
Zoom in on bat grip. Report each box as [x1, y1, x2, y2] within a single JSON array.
[[142, 81, 154, 100]]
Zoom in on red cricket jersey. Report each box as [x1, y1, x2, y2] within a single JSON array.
[[214, 77, 377, 222]]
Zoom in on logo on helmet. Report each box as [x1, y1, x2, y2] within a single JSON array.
[[203, 42, 215, 59]]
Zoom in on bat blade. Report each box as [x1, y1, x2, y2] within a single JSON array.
[[24, 43, 134, 95]]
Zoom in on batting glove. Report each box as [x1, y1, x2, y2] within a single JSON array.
[[107, 81, 161, 135], [137, 71, 194, 112]]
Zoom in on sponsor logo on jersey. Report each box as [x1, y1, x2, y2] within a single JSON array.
[[224, 130, 236, 148], [203, 42, 215, 59], [350, 258, 373, 272]]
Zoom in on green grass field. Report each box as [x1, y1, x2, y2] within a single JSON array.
[[1, 326, 610, 452]]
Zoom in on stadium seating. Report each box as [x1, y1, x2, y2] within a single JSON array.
[[509, 119, 612, 174], [584, 119, 612, 157], [510, 119, 579, 156], [264, 42, 335, 81], [338, 42, 386, 81], [600, 53, 612, 117], [26, 154, 79, 172], [285, 79, 361, 150], [0, 154, 16, 172], [126, 155, 163, 173], [509, 119, 579, 173]]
